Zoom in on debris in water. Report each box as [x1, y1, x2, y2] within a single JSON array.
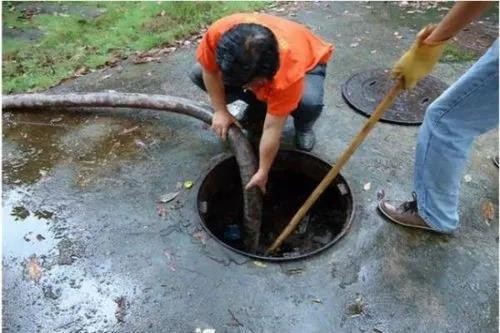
[[134, 139, 147, 149], [50, 117, 63, 123], [36, 234, 46, 241], [363, 182, 371, 191], [312, 298, 323, 304], [183, 180, 194, 189], [464, 174, 472, 182], [118, 125, 139, 136], [376, 189, 385, 201]]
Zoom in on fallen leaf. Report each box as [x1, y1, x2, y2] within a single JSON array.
[[183, 180, 194, 189], [158, 191, 179, 203], [25, 255, 43, 282], [193, 231, 208, 244], [133, 56, 161, 64], [464, 174, 472, 182], [156, 204, 167, 217], [74, 66, 88, 76], [253, 261, 267, 268], [482, 201, 495, 223], [363, 182, 371, 191], [115, 296, 127, 323]]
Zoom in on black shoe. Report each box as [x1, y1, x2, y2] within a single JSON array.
[[295, 128, 315, 151]]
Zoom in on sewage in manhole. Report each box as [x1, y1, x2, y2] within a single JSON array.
[[196, 150, 354, 261], [342, 68, 448, 125]]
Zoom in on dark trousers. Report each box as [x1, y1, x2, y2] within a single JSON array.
[[189, 63, 326, 131]]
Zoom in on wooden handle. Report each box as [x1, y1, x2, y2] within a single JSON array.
[[267, 79, 404, 254]]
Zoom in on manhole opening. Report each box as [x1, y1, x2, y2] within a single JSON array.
[[197, 150, 354, 261]]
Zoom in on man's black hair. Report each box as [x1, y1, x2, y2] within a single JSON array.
[[216, 23, 279, 87]]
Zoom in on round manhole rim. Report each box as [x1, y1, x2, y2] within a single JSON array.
[[194, 149, 355, 262], [341, 68, 448, 126]]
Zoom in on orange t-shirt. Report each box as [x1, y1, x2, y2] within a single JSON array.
[[196, 13, 334, 116]]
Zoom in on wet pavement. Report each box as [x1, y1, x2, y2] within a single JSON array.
[[3, 2, 499, 332]]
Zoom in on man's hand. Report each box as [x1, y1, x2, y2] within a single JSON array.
[[245, 169, 268, 193], [211, 110, 242, 141], [392, 25, 447, 89]]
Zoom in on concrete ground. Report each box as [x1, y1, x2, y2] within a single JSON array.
[[2, 2, 498, 332]]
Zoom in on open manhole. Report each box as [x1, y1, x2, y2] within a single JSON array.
[[342, 68, 448, 125], [196, 150, 354, 261]]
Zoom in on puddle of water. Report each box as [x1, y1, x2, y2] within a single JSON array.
[[2, 189, 57, 260], [3, 109, 173, 186]]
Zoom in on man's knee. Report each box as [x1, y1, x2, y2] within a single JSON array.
[[189, 63, 206, 91]]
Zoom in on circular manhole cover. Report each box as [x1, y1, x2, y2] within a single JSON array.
[[196, 150, 354, 261], [342, 68, 448, 125]]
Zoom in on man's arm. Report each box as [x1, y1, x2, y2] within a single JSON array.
[[201, 67, 241, 140], [425, 1, 493, 43], [245, 113, 287, 193], [393, 1, 493, 89]]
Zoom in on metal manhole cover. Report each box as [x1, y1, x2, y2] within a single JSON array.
[[342, 68, 448, 125]]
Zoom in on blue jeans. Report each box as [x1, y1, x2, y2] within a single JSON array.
[[415, 39, 499, 233]]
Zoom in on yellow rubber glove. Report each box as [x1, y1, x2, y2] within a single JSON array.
[[392, 25, 448, 89]]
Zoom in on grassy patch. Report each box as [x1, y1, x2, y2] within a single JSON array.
[[441, 43, 477, 63], [2, 1, 267, 93]]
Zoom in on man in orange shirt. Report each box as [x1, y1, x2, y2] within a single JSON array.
[[189, 13, 334, 192]]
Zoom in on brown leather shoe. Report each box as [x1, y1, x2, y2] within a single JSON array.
[[378, 193, 434, 231]]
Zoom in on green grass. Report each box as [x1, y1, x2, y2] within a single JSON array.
[[441, 43, 478, 63], [2, 1, 268, 93]]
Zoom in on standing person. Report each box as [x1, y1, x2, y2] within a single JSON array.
[[379, 2, 498, 233], [189, 13, 334, 193]]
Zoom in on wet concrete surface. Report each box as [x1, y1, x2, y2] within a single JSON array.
[[3, 2, 498, 332]]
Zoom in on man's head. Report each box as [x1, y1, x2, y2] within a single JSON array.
[[216, 23, 279, 87]]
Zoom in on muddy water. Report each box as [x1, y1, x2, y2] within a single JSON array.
[[2, 109, 174, 187]]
